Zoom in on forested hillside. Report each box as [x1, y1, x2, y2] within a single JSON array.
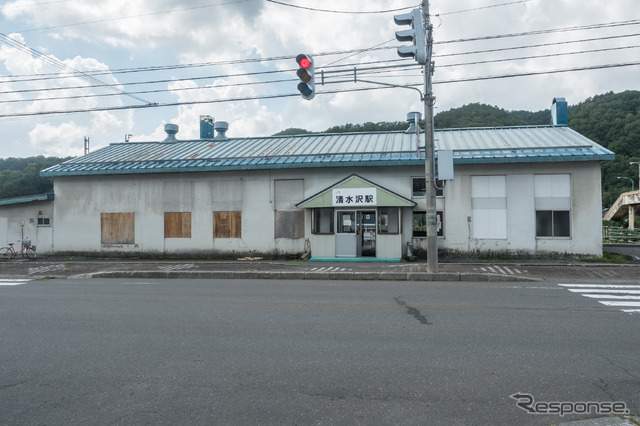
[[433, 103, 549, 128], [0, 156, 72, 199], [568, 91, 640, 207]]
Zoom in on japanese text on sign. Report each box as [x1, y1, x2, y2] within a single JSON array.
[[332, 188, 377, 206]]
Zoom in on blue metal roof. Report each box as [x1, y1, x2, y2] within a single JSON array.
[[40, 126, 614, 177], [0, 193, 54, 206]]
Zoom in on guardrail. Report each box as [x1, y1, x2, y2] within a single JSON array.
[[603, 226, 640, 244]]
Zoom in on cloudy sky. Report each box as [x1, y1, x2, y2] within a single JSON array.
[[0, 0, 638, 158]]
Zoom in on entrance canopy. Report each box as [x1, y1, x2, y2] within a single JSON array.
[[296, 174, 416, 209]]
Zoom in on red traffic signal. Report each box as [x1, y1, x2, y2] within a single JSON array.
[[298, 56, 311, 69], [295, 54, 315, 100]]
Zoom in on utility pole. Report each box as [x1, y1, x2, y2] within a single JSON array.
[[422, 0, 438, 273], [393, 0, 438, 272]]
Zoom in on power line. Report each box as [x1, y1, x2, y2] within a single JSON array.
[[0, 58, 417, 95], [1, 31, 637, 99], [16, 0, 255, 34], [0, 33, 153, 105], [438, 19, 640, 44], [263, 0, 416, 14], [0, 0, 73, 9], [1, 61, 638, 119], [2, 28, 638, 90], [2, 17, 638, 87], [438, 44, 640, 69], [433, 61, 640, 85], [0, 37, 637, 103], [0, 63, 420, 105], [434, 32, 640, 58], [435, 0, 532, 17]]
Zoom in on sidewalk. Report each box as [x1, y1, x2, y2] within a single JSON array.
[[1, 257, 639, 282]]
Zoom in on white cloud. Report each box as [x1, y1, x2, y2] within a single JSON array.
[[0, 0, 638, 158], [28, 121, 86, 157]]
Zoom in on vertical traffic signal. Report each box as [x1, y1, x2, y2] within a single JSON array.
[[394, 8, 427, 65], [296, 54, 315, 100]]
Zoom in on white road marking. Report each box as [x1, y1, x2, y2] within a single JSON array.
[[558, 283, 640, 313], [0, 279, 31, 286]]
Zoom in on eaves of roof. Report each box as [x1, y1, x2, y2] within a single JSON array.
[[0, 193, 54, 206]]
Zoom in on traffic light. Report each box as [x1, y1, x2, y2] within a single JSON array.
[[394, 8, 427, 65], [296, 54, 315, 100]]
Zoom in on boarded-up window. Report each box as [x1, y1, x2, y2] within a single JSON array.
[[101, 213, 135, 244], [471, 175, 507, 239], [164, 212, 191, 238], [213, 211, 242, 238], [274, 180, 304, 239], [275, 210, 304, 239]]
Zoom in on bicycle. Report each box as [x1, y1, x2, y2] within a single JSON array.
[[0, 238, 37, 261]]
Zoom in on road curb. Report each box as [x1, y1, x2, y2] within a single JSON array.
[[71, 270, 541, 282]]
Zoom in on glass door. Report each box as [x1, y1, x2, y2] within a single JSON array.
[[335, 210, 357, 257], [358, 211, 376, 257]]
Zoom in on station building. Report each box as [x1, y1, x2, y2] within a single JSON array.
[[27, 99, 613, 260]]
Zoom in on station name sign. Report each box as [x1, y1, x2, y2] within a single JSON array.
[[332, 188, 377, 207]]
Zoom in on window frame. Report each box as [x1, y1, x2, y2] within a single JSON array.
[[378, 207, 400, 235], [535, 210, 571, 238], [412, 177, 444, 198], [411, 210, 443, 238], [312, 208, 334, 235], [534, 174, 571, 239], [412, 211, 427, 238]]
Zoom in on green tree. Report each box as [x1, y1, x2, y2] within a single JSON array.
[[0, 156, 73, 199]]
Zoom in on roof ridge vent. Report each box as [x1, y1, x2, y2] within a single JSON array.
[[214, 121, 229, 141], [405, 111, 422, 134], [163, 123, 179, 142]]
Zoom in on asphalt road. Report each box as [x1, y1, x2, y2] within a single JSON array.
[[1, 278, 638, 425]]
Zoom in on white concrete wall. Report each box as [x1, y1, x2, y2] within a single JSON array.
[[0, 200, 54, 254], [52, 170, 307, 256], [50, 160, 604, 257], [429, 161, 603, 256]]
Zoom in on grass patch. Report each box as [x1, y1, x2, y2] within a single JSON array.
[[582, 252, 628, 264], [479, 252, 521, 261]]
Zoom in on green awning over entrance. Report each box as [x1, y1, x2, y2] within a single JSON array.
[[296, 174, 416, 209]]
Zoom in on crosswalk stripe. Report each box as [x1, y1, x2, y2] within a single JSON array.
[[600, 301, 640, 307], [559, 284, 640, 288], [567, 289, 640, 294], [558, 283, 640, 313], [581, 294, 640, 300]]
